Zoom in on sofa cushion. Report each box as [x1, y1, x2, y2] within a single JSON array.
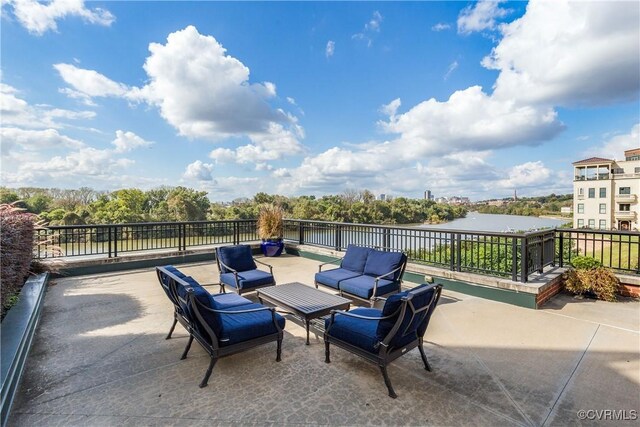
[[217, 245, 257, 273], [325, 307, 382, 353], [220, 269, 274, 290], [363, 250, 405, 280], [341, 244, 372, 273], [315, 268, 362, 289], [218, 303, 285, 346], [339, 275, 399, 299]]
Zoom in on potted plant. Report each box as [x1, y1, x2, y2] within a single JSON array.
[[257, 204, 284, 257]]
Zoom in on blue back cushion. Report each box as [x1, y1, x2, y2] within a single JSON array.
[[377, 284, 438, 347], [217, 245, 257, 273], [341, 245, 372, 273], [363, 250, 405, 280]]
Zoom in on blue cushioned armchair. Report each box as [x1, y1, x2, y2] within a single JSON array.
[[157, 266, 285, 388], [216, 245, 276, 295], [324, 283, 442, 398]]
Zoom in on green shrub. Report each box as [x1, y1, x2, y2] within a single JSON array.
[[1, 204, 37, 318], [564, 266, 619, 302], [570, 255, 602, 270]]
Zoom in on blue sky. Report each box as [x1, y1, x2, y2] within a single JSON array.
[[1, 0, 639, 202]]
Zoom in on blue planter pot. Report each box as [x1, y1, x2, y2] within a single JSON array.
[[260, 240, 284, 257]]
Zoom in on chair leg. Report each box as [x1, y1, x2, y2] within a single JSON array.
[[165, 317, 177, 340], [324, 340, 331, 363], [199, 357, 217, 388], [220, 284, 226, 293], [180, 335, 194, 360], [276, 337, 283, 362], [418, 344, 432, 372], [379, 365, 398, 399]]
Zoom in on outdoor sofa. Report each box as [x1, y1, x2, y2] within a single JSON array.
[[315, 244, 408, 306]]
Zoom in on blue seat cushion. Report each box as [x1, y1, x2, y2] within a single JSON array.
[[339, 275, 399, 299], [220, 269, 274, 290], [158, 265, 187, 298], [218, 303, 285, 346], [326, 308, 382, 353], [341, 245, 372, 273], [363, 250, 405, 280], [217, 245, 257, 273], [180, 276, 213, 319], [210, 292, 253, 310], [315, 268, 362, 289]]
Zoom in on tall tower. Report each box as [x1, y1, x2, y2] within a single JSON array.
[[425, 190, 432, 200], [514, 189, 517, 201]]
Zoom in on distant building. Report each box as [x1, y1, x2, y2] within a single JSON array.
[[424, 190, 432, 200], [435, 197, 448, 204], [560, 206, 573, 215], [573, 148, 640, 230], [378, 193, 386, 201]]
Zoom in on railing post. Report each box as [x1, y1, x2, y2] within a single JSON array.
[[335, 224, 342, 251], [538, 235, 544, 274], [383, 228, 391, 250], [520, 235, 528, 283], [107, 227, 112, 258], [113, 226, 118, 258], [449, 232, 455, 272], [298, 221, 305, 245], [456, 234, 462, 272], [233, 221, 239, 245], [511, 238, 518, 282]]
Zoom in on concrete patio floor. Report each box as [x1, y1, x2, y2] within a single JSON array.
[[9, 254, 640, 426]]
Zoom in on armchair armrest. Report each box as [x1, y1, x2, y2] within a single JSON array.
[[253, 257, 274, 275], [318, 256, 343, 272], [371, 265, 404, 297], [218, 258, 239, 274]]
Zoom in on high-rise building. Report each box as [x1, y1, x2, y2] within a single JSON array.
[[424, 190, 432, 200], [573, 148, 640, 231]]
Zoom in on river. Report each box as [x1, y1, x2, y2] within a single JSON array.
[[419, 212, 570, 233]]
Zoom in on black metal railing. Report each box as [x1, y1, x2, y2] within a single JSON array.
[[35, 220, 258, 259], [37, 219, 639, 281], [555, 229, 640, 274], [284, 219, 557, 282]]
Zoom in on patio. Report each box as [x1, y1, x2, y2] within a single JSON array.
[[9, 254, 640, 426]]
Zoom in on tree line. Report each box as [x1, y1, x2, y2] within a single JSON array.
[[475, 194, 573, 217], [0, 187, 467, 226]]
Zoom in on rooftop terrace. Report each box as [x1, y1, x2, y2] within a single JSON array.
[[8, 254, 640, 426]]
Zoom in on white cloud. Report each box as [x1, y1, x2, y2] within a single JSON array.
[[495, 161, 551, 189], [431, 23, 451, 32], [0, 127, 84, 157], [111, 130, 153, 153], [183, 160, 214, 181], [353, 11, 383, 47], [1, 82, 95, 128], [286, 97, 297, 105], [484, 0, 640, 107], [54, 63, 129, 97], [457, 0, 510, 35], [379, 86, 564, 156], [365, 11, 383, 32], [5, 0, 114, 35], [325, 40, 335, 58], [444, 60, 458, 80], [588, 123, 640, 159]]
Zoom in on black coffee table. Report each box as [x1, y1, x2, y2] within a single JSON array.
[[257, 282, 351, 345]]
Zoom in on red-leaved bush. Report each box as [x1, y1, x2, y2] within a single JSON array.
[[1, 204, 37, 317]]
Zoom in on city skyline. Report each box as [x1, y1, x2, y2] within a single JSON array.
[[1, 1, 639, 202]]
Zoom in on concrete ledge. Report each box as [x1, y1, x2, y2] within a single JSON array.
[[49, 243, 264, 277], [0, 272, 49, 426]]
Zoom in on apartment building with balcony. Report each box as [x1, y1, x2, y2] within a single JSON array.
[[573, 148, 640, 231]]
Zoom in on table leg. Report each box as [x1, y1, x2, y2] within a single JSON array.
[[305, 319, 310, 345]]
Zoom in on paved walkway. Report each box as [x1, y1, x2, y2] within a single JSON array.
[[9, 255, 640, 426]]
